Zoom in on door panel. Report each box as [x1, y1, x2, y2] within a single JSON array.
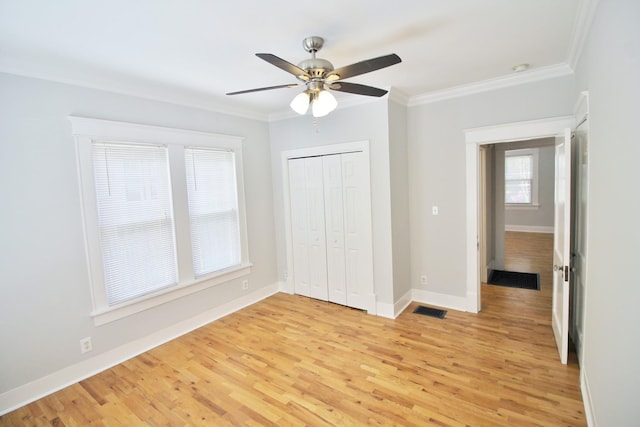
[[288, 157, 328, 301], [323, 155, 347, 305], [570, 121, 589, 363], [342, 152, 374, 310], [288, 158, 311, 297], [552, 128, 572, 364], [305, 157, 329, 301]]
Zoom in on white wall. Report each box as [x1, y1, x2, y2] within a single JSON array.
[[573, 0, 640, 424], [407, 75, 575, 300], [269, 100, 399, 309], [0, 73, 277, 400]]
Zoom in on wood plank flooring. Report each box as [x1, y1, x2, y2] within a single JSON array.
[[1, 232, 585, 426]]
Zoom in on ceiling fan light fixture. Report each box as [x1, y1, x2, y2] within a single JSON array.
[[311, 89, 337, 117], [290, 91, 310, 115]]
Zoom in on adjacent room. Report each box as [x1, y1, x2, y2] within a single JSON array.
[[1, 0, 638, 425]]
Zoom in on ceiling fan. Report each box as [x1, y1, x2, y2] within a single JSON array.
[[227, 36, 401, 117]]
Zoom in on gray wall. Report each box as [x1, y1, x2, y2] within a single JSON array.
[[407, 75, 575, 297], [0, 73, 277, 394], [388, 99, 412, 301], [573, 0, 640, 424]]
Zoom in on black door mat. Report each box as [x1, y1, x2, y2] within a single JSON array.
[[487, 269, 540, 290], [413, 305, 447, 319]]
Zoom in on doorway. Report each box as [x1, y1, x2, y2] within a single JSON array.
[[482, 138, 556, 296], [464, 116, 574, 314], [465, 115, 586, 364]]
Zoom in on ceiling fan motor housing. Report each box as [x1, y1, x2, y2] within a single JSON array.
[[297, 57, 334, 79]]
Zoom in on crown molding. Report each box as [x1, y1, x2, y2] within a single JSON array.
[[388, 87, 410, 106], [408, 63, 574, 107], [0, 61, 269, 122], [567, 0, 600, 69]]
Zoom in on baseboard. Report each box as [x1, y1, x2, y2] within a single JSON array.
[[505, 225, 554, 233], [378, 289, 413, 319], [412, 289, 469, 312], [376, 301, 395, 319], [277, 280, 292, 293], [0, 283, 280, 416], [581, 370, 596, 426]]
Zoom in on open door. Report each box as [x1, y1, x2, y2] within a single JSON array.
[[552, 128, 572, 364]]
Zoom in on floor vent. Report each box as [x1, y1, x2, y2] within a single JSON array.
[[413, 305, 447, 319]]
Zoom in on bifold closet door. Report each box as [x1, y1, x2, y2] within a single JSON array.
[[289, 152, 373, 311], [322, 154, 347, 305], [288, 157, 328, 301], [334, 152, 373, 311]]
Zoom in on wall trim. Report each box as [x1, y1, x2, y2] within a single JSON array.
[[412, 289, 469, 313], [0, 284, 279, 416], [375, 301, 395, 319], [394, 290, 413, 318], [505, 225, 554, 234], [408, 64, 573, 107], [0, 69, 268, 122], [567, 0, 601, 70], [581, 371, 596, 426]]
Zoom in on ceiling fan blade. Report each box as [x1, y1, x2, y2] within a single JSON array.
[[256, 53, 310, 80], [326, 53, 401, 81], [226, 83, 299, 95], [328, 82, 388, 97]]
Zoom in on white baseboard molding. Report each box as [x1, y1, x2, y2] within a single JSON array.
[[412, 289, 469, 313], [0, 283, 280, 416], [505, 225, 554, 233], [382, 289, 413, 319], [277, 280, 292, 293], [581, 370, 596, 426], [376, 301, 396, 319]]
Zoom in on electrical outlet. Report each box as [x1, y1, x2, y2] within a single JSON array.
[[420, 275, 427, 285], [242, 280, 249, 290], [284, 271, 289, 279], [432, 206, 439, 215], [80, 337, 92, 354]]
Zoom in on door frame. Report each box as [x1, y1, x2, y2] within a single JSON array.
[[464, 116, 575, 313], [281, 140, 376, 312]]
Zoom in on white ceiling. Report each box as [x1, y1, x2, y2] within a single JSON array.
[[0, 0, 586, 120]]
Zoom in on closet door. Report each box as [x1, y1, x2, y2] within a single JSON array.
[[341, 152, 374, 310], [288, 157, 328, 301], [322, 155, 347, 305]]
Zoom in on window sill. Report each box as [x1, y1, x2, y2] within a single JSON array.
[[91, 262, 252, 326], [505, 203, 540, 210]]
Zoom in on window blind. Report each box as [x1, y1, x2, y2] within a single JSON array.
[[92, 142, 178, 305], [505, 154, 533, 204], [185, 147, 241, 277]]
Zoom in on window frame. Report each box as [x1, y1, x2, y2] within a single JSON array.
[[504, 148, 540, 208], [70, 116, 251, 326]]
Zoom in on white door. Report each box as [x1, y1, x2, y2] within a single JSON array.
[[341, 152, 374, 310], [323, 154, 347, 305], [552, 128, 572, 364], [289, 157, 328, 301], [570, 118, 589, 363]]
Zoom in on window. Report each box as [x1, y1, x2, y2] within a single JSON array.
[[185, 148, 240, 277], [505, 148, 539, 206], [93, 143, 178, 305], [71, 117, 251, 325]]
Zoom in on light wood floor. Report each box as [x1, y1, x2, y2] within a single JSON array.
[[1, 232, 585, 426]]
